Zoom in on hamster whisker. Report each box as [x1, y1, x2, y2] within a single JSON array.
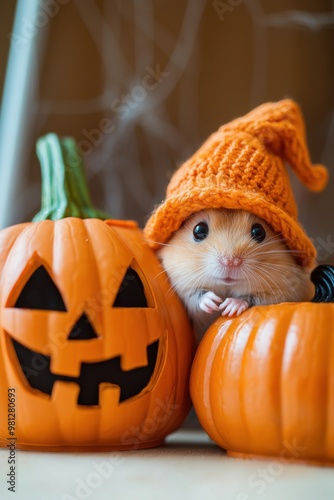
[[154, 268, 171, 281], [165, 285, 179, 301], [152, 269, 178, 300], [244, 261, 303, 301], [245, 240, 288, 253], [148, 239, 188, 250], [246, 259, 301, 273], [260, 247, 304, 256], [242, 264, 269, 297], [246, 237, 305, 255], [195, 237, 222, 256], [246, 245, 299, 269], [245, 260, 289, 276], [244, 261, 284, 288], [168, 266, 210, 297]]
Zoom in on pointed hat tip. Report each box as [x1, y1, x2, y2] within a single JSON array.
[[307, 164, 329, 192]]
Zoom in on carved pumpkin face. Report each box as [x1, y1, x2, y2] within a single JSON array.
[[0, 218, 195, 450]]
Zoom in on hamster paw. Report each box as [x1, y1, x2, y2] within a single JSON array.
[[199, 291, 223, 314], [219, 297, 249, 317]]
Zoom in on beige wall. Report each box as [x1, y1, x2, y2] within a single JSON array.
[[1, 0, 334, 263]]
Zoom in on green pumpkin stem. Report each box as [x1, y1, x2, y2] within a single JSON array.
[[33, 133, 110, 221]]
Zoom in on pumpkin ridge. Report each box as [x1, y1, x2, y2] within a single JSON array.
[[103, 222, 157, 310], [206, 322, 232, 447], [193, 329, 219, 440], [321, 311, 330, 460], [325, 310, 334, 460], [275, 306, 296, 452], [0, 223, 32, 302], [234, 307, 289, 455], [281, 304, 328, 460], [311, 306, 331, 460], [78, 220, 104, 334], [57, 218, 102, 318], [277, 305, 301, 451], [310, 305, 331, 459], [2, 222, 55, 308], [82, 219, 111, 325], [83, 219, 136, 308], [305, 308, 326, 459], [238, 312, 261, 451], [0, 223, 31, 270]]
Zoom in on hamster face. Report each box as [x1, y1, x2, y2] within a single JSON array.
[[157, 208, 313, 305]]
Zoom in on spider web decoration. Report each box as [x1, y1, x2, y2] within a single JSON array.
[[34, 0, 207, 224], [0, 0, 333, 241]]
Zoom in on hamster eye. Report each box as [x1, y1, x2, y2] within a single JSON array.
[[193, 221, 209, 242], [251, 223, 266, 243]]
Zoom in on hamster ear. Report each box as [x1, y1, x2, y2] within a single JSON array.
[[221, 99, 328, 193]]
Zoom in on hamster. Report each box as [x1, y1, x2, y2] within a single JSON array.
[[157, 208, 314, 339]]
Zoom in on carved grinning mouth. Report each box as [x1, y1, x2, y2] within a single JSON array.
[[9, 264, 161, 406], [12, 338, 159, 406]]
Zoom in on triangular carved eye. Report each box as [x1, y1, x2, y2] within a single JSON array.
[[14, 266, 67, 311], [113, 267, 148, 308]]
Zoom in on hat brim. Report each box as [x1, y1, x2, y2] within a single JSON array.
[[144, 188, 316, 267]]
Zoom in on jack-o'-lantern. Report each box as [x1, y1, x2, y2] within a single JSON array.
[[0, 134, 195, 451], [190, 266, 334, 465]]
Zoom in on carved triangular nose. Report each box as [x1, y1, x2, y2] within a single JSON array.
[[67, 313, 98, 340]]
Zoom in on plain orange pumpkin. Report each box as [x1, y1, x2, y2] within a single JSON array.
[[190, 301, 334, 465], [0, 134, 195, 451]]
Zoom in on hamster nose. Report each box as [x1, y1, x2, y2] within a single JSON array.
[[220, 256, 243, 268]]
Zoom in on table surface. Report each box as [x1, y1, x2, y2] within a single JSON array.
[[1, 429, 334, 500]]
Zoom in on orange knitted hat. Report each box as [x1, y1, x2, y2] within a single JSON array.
[[144, 99, 328, 267]]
